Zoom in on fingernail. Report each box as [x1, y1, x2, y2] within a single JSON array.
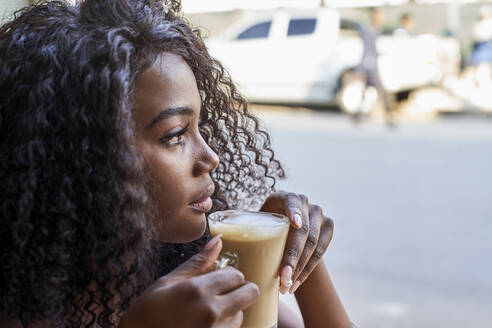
[[293, 213, 302, 228], [280, 265, 293, 289], [204, 234, 221, 250], [290, 280, 301, 294]]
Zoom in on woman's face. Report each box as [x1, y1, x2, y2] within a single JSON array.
[[133, 53, 219, 243]]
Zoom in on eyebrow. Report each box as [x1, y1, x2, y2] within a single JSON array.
[[147, 106, 194, 129]]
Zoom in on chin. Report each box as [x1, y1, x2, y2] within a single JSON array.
[[155, 214, 207, 243], [180, 221, 207, 243]]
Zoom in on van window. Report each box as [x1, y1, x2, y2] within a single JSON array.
[[237, 21, 272, 40], [287, 18, 317, 36]]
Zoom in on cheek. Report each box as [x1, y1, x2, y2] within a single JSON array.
[[146, 153, 186, 207], [138, 143, 205, 242]]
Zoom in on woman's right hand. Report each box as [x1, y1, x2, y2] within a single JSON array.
[[118, 235, 259, 328]]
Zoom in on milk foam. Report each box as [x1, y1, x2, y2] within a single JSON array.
[[209, 212, 289, 241]]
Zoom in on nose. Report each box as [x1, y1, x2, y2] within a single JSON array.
[[193, 138, 220, 177]]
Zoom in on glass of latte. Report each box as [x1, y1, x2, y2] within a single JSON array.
[[208, 210, 290, 328]]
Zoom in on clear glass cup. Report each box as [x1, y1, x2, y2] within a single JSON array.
[[208, 210, 290, 328]]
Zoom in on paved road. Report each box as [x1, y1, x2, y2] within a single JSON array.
[[256, 108, 492, 328]]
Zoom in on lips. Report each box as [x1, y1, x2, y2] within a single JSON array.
[[189, 197, 213, 213], [188, 184, 215, 213]]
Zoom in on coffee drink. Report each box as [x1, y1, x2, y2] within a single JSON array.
[[208, 210, 290, 328]]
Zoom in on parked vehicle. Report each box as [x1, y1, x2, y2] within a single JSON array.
[[206, 8, 461, 112]]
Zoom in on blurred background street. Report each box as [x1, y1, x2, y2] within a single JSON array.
[[176, 1, 492, 325], [184, 0, 492, 326], [263, 106, 492, 328]]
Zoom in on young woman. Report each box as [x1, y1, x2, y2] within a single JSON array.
[[0, 0, 352, 327]]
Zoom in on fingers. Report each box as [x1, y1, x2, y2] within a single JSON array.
[[260, 191, 305, 229], [194, 281, 257, 326], [229, 311, 244, 328], [263, 191, 326, 294], [197, 266, 246, 295], [278, 198, 335, 294], [216, 311, 243, 328], [279, 199, 310, 293], [170, 266, 256, 326], [292, 217, 334, 292], [283, 193, 305, 229], [290, 205, 322, 284], [164, 235, 223, 284], [219, 281, 260, 317]]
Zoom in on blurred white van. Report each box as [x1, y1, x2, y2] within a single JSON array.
[[206, 8, 461, 111]]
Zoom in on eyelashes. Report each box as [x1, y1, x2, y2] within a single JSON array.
[[159, 122, 190, 146], [157, 116, 209, 147]]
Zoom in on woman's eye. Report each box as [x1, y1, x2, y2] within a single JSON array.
[[167, 134, 184, 145], [159, 122, 190, 146]]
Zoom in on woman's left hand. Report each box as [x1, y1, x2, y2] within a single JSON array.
[[260, 191, 334, 294]]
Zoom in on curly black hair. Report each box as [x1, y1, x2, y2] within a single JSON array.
[[0, 0, 284, 326]]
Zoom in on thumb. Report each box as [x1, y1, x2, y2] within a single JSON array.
[[167, 234, 223, 282]]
